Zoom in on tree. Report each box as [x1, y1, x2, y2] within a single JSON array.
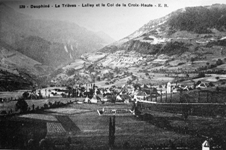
[[96, 76, 101, 81], [196, 80, 202, 86], [210, 64, 217, 69], [216, 59, 223, 66], [22, 91, 30, 99], [224, 58, 226, 63], [131, 75, 137, 80], [190, 57, 195, 64], [186, 74, 189, 78], [127, 79, 132, 84], [209, 82, 215, 87], [66, 68, 76, 76], [15, 98, 28, 113], [114, 67, 120, 74], [66, 78, 75, 87]]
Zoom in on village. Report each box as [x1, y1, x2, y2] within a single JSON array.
[[1, 48, 226, 149], [1, 1, 226, 149], [1, 69, 226, 150]]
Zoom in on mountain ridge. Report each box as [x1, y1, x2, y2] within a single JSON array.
[[100, 4, 226, 55], [67, 4, 226, 87], [0, 2, 112, 67], [0, 2, 116, 89], [2, 3, 226, 89]]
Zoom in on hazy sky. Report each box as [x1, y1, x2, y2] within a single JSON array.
[[3, 0, 226, 40]]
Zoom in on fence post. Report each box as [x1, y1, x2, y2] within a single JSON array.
[[151, 93, 152, 102], [160, 90, 162, 102], [156, 92, 158, 102], [109, 117, 112, 148], [180, 90, 182, 103], [109, 116, 115, 149], [170, 92, 172, 103], [113, 116, 115, 146], [198, 91, 200, 103], [166, 91, 168, 103]]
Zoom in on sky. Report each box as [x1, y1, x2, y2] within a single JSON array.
[[3, 0, 226, 40]]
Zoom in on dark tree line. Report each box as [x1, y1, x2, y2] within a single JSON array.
[[168, 5, 226, 34]]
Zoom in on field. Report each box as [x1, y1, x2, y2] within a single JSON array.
[[1, 97, 226, 149], [0, 97, 74, 113]]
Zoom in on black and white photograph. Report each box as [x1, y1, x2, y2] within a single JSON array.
[[1, 0, 226, 149]]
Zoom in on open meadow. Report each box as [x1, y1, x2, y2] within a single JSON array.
[[1, 97, 226, 149]]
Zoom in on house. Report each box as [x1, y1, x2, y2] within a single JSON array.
[[196, 83, 208, 89], [136, 91, 148, 100]]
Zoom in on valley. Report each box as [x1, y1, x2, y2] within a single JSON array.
[[1, 2, 226, 149], [51, 4, 226, 89]]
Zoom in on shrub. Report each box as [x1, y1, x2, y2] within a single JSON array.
[[210, 64, 217, 68], [161, 42, 188, 56], [216, 59, 223, 66], [1, 111, 7, 115], [44, 104, 48, 109], [66, 68, 76, 76], [209, 82, 215, 87], [196, 80, 202, 86]]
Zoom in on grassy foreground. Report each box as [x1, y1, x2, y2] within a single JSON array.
[[0, 98, 225, 149]]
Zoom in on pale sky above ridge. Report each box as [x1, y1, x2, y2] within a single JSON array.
[[3, 0, 226, 40]]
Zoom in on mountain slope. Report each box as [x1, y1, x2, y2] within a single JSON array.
[[49, 4, 226, 87], [95, 31, 115, 45], [0, 40, 53, 90], [0, 2, 109, 68], [101, 4, 226, 54], [0, 2, 116, 89]]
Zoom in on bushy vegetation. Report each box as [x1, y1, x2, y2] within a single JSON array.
[[207, 39, 226, 47], [161, 42, 189, 56], [168, 5, 226, 33], [216, 58, 224, 66], [66, 68, 76, 76], [149, 44, 162, 54], [0, 69, 33, 91]]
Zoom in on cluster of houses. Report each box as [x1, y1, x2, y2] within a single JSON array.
[[72, 80, 210, 103], [100, 51, 145, 68]]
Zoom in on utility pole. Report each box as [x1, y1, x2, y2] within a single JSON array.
[[109, 116, 115, 149]]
